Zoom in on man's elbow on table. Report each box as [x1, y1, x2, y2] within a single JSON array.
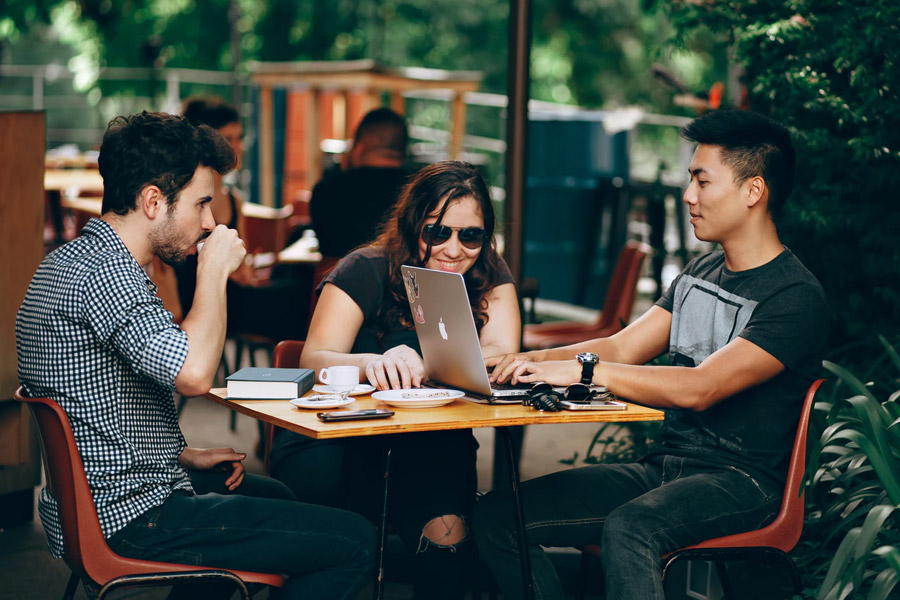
[[175, 366, 212, 397]]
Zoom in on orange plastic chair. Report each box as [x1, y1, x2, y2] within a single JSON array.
[[14, 387, 285, 600], [577, 378, 825, 600], [263, 340, 306, 475], [522, 241, 650, 350]]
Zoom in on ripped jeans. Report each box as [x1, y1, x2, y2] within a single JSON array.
[[270, 428, 480, 600], [473, 454, 781, 600]]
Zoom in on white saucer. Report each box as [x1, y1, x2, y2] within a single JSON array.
[[291, 395, 356, 410], [372, 389, 464, 409], [313, 384, 376, 396]]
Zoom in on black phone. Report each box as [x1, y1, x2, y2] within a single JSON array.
[[317, 408, 395, 422]]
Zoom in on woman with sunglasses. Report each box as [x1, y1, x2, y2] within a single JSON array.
[[269, 161, 520, 599]]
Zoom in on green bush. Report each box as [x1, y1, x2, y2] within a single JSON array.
[[800, 337, 900, 599], [661, 0, 900, 361]]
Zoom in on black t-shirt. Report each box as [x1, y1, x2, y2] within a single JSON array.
[[310, 166, 413, 257], [318, 246, 515, 355], [651, 248, 827, 490]]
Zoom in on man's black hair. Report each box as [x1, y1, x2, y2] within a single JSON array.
[[182, 96, 240, 130], [353, 107, 409, 156], [682, 110, 795, 216], [98, 111, 235, 216]]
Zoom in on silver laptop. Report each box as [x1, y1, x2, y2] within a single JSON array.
[[400, 265, 530, 402]]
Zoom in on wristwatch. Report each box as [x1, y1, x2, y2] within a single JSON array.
[[576, 352, 599, 385]]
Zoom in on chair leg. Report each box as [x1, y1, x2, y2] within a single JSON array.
[[63, 573, 80, 600], [575, 550, 591, 600], [714, 559, 736, 600]]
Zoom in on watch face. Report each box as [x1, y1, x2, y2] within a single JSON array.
[[577, 352, 599, 364]]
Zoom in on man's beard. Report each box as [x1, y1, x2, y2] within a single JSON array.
[[151, 210, 201, 267]]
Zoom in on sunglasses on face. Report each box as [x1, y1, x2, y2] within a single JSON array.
[[421, 224, 486, 250]]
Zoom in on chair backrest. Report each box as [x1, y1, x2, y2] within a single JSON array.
[[691, 378, 825, 553], [308, 256, 340, 325], [265, 340, 306, 474], [241, 203, 294, 254], [596, 240, 651, 332], [15, 388, 102, 580]]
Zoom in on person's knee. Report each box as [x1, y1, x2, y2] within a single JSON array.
[[601, 504, 659, 560], [420, 514, 467, 551]]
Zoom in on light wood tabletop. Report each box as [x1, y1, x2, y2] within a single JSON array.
[[44, 168, 104, 193], [204, 388, 664, 439]]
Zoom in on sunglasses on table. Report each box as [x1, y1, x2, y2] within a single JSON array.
[[524, 382, 614, 411], [421, 224, 486, 250]]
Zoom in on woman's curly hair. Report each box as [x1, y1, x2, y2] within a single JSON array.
[[369, 161, 506, 338]]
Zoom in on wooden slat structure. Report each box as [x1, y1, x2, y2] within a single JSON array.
[[249, 59, 482, 206]]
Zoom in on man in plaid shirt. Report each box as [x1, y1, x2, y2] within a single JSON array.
[[17, 111, 374, 599]]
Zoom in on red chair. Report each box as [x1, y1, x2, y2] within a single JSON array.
[[308, 256, 340, 325], [522, 241, 650, 350], [14, 387, 285, 600], [577, 378, 825, 600], [263, 340, 306, 475]]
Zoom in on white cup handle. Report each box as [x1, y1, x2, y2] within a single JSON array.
[[319, 368, 329, 384]]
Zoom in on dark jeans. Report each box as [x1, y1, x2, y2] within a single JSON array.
[[108, 469, 375, 600], [270, 428, 479, 600], [473, 454, 781, 600]]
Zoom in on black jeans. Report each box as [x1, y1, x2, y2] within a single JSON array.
[[270, 428, 479, 600], [473, 454, 781, 600], [108, 469, 375, 600]]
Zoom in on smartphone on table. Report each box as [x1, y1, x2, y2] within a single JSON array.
[[559, 399, 627, 411], [317, 409, 395, 422]]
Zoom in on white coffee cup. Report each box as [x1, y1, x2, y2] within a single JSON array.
[[318, 365, 359, 393]]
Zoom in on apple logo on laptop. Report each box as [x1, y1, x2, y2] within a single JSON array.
[[438, 318, 449, 340]]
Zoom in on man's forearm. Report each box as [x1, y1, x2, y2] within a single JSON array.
[[176, 270, 228, 395]]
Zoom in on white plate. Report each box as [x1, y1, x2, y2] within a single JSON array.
[[312, 384, 376, 396], [290, 395, 356, 410], [371, 389, 465, 409]]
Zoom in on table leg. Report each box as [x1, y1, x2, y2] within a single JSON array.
[[497, 427, 535, 600], [373, 446, 391, 600]]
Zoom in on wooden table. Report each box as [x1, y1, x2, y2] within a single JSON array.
[[205, 388, 662, 598], [44, 169, 104, 243]]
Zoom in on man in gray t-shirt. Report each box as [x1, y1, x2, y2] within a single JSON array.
[[476, 110, 827, 600]]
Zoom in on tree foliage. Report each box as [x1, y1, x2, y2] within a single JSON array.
[[662, 0, 900, 357]]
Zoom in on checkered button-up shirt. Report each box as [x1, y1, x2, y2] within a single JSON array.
[[16, 218, 194, 558]]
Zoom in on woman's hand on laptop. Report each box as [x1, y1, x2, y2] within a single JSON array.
[[365, 345, 425, 390]]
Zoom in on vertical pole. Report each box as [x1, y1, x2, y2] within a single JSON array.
[[450, 92, 466, 160], [32, 69, 43, 111], [259, 85, 274, 207], [305, 89, 321, 191], [504, 0, 533, 283], [228, 0, 243, 110]]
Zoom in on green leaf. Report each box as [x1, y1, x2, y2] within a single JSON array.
[[820, 527, 861, 599], [824, 361, 878, 402], [865, 564, 899, 600]]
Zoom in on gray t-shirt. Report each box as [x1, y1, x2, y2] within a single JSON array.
[[651, 248, 827, 489]]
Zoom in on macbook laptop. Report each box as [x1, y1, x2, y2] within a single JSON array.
[[400, 265, 531, 402]]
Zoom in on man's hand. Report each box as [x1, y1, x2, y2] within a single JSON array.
[[179, 447, 246, 491], [486, 350, 545, 384], [365, 345, 425, 390], [197, 224, 246, 278], [498, 359, 583, 386]]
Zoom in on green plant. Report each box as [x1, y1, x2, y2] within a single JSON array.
[[560, 421, 661, 466], [804, 337, 900, 600]]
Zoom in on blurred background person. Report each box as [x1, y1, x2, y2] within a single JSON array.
[[310, 107, 413, 258]]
